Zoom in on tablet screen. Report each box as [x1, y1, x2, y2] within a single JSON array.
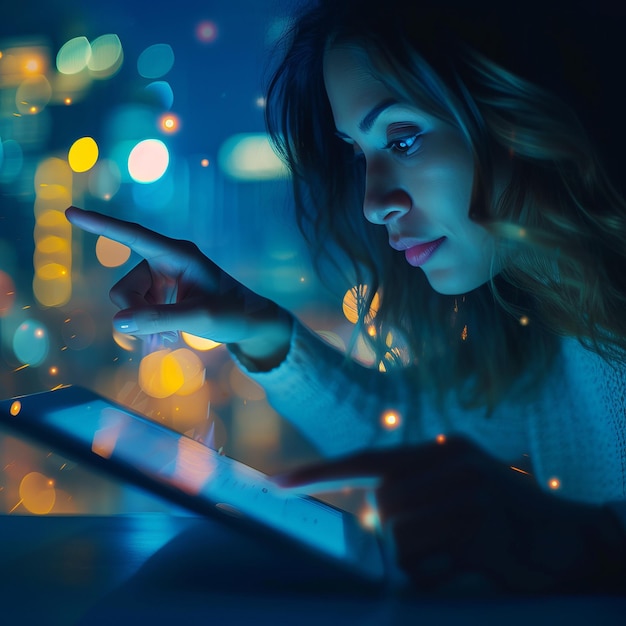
[[41, 399, 349, 559]]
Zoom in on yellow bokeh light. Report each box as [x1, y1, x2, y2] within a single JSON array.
[[519, 316, 530, 326], [33, 274, 71, 307], [139, 349, 184, 398], [436, 434, 446, 444], [19, 472, 56, 515], [68, 136, 99, 173], [35, 262, 69, 280], [10, 400, 21, 416], [95, 235, 131, 267], [36, 235, 69, 254], [138, 348, 205, 399], [171, 348, 205, 396], [200, 158, 209, 167], [181, 331, 221, 351], [342, 285, 380, 324], [35, 157, 73, 190]]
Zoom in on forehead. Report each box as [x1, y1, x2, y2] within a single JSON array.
[[323, 45, 393, 125]]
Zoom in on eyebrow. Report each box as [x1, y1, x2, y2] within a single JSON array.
[[335, 98, 398, 139]]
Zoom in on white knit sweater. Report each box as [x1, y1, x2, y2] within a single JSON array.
[[232, 318, 626, 519]]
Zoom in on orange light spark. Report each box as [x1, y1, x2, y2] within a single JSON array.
[[436, 434, 446, 444]]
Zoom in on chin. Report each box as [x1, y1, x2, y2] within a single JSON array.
[[424, 269, 492, 296]]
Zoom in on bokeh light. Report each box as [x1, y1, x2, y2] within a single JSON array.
[[128, 139, 169, 183], [196, 20, 218, 43], [342, 285, 380, 324], [68, 136, 99, 172], [144, 80, 174, 109], [56, 36, 91, 75], [159, 113, 180, 134], [19, 472, 56, 514], [87, 34, 123, 77], [218, 133, 288, 181], [181, 331, 221, 351], [138, 348, 205, 399], [95, 235, 131, 267], [88, 159, 121, 200], [12, 319, 49, 366], [15, 74, 52, 115], [137, 43, 174, 79]]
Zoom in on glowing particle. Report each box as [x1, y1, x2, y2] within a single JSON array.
[[200, 158, 209, 167], [10, 401, 21, 416], [461, 325, 468, 341], [255, 96, 266, 108], [548, 477, 561, 490], [519, 315, 530, 326], [128, 139, 169, 183], [381, 411, 400, 430], [68, 136, 99, 173], [49, 366, 58, 375], [64, 98, 72, 105], [196, 20, 218, 43], [360, 506, 379, 531], [159, 113, 180, 133], [436, 434, 446, 444]]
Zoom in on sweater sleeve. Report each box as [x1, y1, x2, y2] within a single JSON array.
[[229, 317, 424, 456]]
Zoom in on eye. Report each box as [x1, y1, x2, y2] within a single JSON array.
[[385, 132, 423, 156]]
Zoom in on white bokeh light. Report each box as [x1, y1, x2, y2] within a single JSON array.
[[128, 139, 169, 183]]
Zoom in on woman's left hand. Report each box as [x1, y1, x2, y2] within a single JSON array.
[[274, 436, 626, 593]]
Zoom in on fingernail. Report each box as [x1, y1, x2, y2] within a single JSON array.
[[114, 317, 138, 333]]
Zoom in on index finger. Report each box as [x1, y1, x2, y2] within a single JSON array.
[[65, 206, 177, 260], [272, 438, 467, 493]]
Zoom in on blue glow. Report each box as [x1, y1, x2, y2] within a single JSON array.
[[13, 319, 50, 366]]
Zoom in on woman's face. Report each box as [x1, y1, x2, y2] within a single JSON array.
[[324, 45, 501, 295]]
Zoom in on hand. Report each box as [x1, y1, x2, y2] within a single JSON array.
[[275, 436, 626, 593], [65, 206, 293, 365]]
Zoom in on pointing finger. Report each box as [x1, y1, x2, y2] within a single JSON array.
[[66, 206, 180, 262]]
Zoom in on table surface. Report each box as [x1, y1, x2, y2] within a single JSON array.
[[0, 513, 625, 626]]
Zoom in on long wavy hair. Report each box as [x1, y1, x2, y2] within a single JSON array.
[[265, 0, 626, 410]]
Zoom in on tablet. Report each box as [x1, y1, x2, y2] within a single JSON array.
[[0, 386, 386, 585]]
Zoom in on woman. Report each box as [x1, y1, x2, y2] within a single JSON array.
[[66, 0, 626, 593]]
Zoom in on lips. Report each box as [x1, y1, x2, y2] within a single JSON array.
[[390, 236, 446, 267]]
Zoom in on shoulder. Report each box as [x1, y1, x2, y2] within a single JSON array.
[[559, 336, 626, 406]]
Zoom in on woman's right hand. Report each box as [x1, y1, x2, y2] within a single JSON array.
[[65, 206, 293, 369]]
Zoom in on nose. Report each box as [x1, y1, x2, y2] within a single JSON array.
[[363, 187, 412, 225]]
